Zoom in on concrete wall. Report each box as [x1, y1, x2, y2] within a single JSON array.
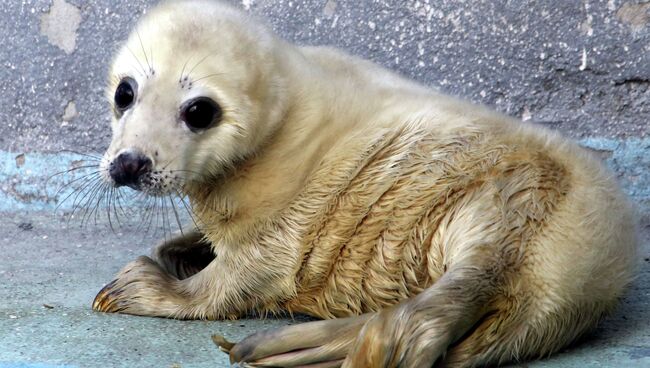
[[1, 0, 648, 209]]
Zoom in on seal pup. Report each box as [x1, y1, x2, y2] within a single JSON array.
[[92, 1, 638, 367]]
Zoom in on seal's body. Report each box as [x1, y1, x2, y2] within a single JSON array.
[[93, 1, 638, 367]]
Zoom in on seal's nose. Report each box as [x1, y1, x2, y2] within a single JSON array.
[[109, 151, 152, 189]]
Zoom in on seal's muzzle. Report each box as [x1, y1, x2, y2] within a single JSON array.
[[109, 151, 152, 190]]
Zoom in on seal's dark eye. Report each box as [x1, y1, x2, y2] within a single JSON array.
[[114, 78, 136, 112], [181, 97, 222, 131]]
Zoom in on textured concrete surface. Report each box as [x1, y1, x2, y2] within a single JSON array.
[[0, 0, 648, 153], [0, 213, 299, 368], [0, 210, 648, 368], [0, 0, 649, 367]]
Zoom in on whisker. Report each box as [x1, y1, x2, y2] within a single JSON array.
[[186, 53, 215, 80], [166, 169, 205, 177], [54, 171, 101, 199], [144, 194, 157, 235], [129, 63, 147, 79], [115, 189, 130, 219], [56, 175, 101, 213], [147, 193, 160, 236], [161, 195, 171, 241], [136, 29, 152, 75], [135, 192, 153, 234], [95, 186, 111, 226], [112, 188, 123, 228], [126, 45, 149, 78], [77, 178, 108, 227], [54, 149, 103, 161], [152, 196, 162, 233], [63, 184, 96, 223], [160, 156, 181, 173], [192, 72, 225, 84], [175, 188, 200, 231], [106, 186, 116, 233], [86, 183, 109, 227], [169, 195, 184, 236], [47, 166, 100, 184], [71, 176, 103, 210], [76, 180, 103, 227], [179, 53, 195, 82], [111, 189, 123, 228], [109, 186, 123, 229], [62, 176, 102, 228], [149, 28, 155, 74]]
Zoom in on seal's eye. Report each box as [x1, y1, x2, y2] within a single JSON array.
[[114, 78, 137, 112], [181, 97, 222, 131]]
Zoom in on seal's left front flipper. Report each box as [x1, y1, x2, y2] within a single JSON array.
[[92, 255, 181, 316]]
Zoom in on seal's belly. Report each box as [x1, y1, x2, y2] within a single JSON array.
[[282, 127, 567, 318]]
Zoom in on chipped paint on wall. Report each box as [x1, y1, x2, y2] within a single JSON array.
[[39, 0, 82, 54]]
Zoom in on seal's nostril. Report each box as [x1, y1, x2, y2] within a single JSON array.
[[121, 159, 138, 176], [109, 152, 152, 188], [137, 157, 153, 174]]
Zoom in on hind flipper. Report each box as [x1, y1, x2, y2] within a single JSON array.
[[218, 314, 372, 367]]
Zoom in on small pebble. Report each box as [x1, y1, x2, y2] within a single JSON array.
[[18, 222, 33, 231]]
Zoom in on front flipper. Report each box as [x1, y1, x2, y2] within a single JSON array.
[[92, 255, 182, 316], [214, 314, 373, 367], [93, 232, 296, 320], [152, 229, 214, 280]]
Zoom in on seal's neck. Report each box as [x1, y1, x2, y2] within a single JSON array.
[[180, 44, 340, 241]]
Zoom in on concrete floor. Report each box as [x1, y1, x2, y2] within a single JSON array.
[[1, 210, 648, 368]]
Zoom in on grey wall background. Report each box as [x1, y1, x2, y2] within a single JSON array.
[[0, 0, 648, 154]]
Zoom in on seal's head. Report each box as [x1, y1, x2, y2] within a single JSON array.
[[101, 0, 288, 196]]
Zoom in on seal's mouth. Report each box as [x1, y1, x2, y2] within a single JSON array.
[[123, 181, 143, 191]]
